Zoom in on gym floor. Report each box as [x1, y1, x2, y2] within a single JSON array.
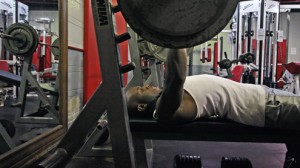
[[63, 141, 286, 168], [0, 91, 56, 154]]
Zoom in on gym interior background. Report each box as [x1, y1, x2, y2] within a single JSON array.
[[0, 0, 300, 168]]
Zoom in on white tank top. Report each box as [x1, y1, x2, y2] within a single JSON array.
[[184, 74, 266, 127]]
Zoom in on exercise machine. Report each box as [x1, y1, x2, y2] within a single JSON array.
[[0, 23, 59, 124], [237, 0, 280, 85]]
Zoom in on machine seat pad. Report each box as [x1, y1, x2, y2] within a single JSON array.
[[0, 70, 21, 85], [39, 83, 59, 96], [129, 117, 300, 143], [0, 70, 58, 96]]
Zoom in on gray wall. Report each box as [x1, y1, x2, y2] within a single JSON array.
[[67, 49, 83, 125], [287, 12, 300, 62]]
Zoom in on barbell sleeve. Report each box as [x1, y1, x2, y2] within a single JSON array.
[[0, 33, 24, 42]]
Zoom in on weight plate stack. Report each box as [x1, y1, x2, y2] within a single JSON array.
[[2, 23, 39, 57]]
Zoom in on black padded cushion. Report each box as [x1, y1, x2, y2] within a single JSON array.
[[130, 117, 300, 143], [0, 70, 21, 85], [0, 70, 58, 96]]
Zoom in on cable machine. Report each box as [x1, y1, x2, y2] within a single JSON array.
[[237, 0, 279, 85]]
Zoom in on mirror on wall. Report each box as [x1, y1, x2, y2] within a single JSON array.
[[0, 0, 61, 156]]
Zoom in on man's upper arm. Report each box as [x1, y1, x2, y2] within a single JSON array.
[[155, 49, 187, 123]]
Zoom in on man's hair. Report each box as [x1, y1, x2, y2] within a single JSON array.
[[126, 90, 159, 119]]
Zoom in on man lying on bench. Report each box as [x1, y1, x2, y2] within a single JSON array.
[[126, 49, 300, 167]]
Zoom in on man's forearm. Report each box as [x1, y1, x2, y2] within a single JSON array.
[[165, 49, 188, 85]]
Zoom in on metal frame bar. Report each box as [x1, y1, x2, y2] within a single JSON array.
[[0, 123, 16, 154], [280, 5, 300, 9], [286, 11, 290, 62], [14, 56, 59, 124], [0, 125, 64, 168], [58, 0, 68, 129], [125, 27, 144, 91], [265, 0, 280, 84], [76, 120, 112, 157], [48, 1, 135, 167]]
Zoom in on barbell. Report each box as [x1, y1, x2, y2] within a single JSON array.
[[1, 23, 39, 57], [1, 23, 60, 58], [138, 38, 194, 62], [117, 0, 239, 48]]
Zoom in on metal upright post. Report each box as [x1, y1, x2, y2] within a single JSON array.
[[286, 11, 290, 62], [268, 1, 280, 85], [44, 0, 136, 167], [59, 0, 68, 129], [247, 12, 253, 53], [258, 0, 265, 85], [125, 27, 144, 91]]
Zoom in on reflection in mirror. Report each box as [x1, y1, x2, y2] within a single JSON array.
[[0, 0, 59, 155]]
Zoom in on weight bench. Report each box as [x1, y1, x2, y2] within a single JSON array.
[[0, 70, 58, 96], [129, 118, 300, 167], [0, 70, 22, 86], [0, 68, 59, 124]]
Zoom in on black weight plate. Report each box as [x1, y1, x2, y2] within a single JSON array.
[[51, 38, 60, 60], [117, 0, 239, 48], [3, 23, 39, 57]]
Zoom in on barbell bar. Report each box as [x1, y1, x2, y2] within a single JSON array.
[[0, 33, 24, 43]]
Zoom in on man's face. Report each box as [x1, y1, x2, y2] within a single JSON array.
[[131, 85, 161, 104]]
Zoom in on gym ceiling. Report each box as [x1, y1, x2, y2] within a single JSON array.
[[18, 0, 58, 10]]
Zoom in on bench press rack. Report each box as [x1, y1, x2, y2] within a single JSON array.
[[38, 0, 300, 168]]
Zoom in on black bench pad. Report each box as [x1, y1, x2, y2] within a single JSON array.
[[0, 70, 21, 85], [130, 118, 300, 143], [0, 70, 58, 96]]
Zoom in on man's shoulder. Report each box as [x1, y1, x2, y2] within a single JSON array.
[[186, 74, 221, 81]]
